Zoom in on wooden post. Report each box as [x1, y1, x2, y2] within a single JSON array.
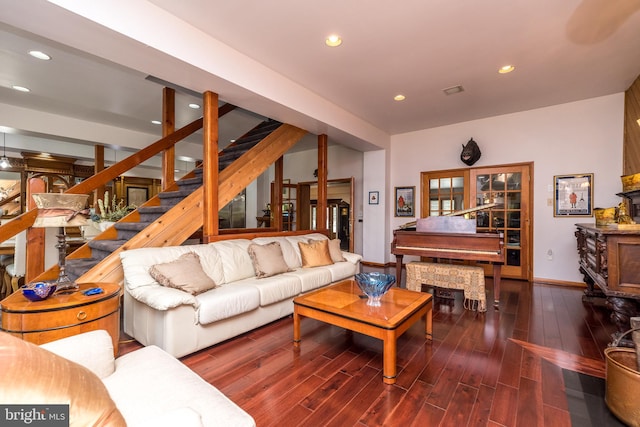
[[273, 157, 284, 230], [317, 134, 328, 232], [202, 91, 219, 242], [162, 87, 176, 190], [25, 178, 46, 283], [94, 145, 105, 210]]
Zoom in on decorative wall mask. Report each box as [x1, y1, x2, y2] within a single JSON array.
[[460, 138, 481, 166]]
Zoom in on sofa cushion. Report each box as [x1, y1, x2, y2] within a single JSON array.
[[196, 283, 260, 325], [40, 329, 115, 379], [0, 331, 126, 426], [244, 274, 302, 306], [327, 239, 347, 262], [284, 268, 333, 293], [322, 260, 360, 282], [211, 239, 255, 283], [248, 242, 291, 278], [102, 345, 256, 427], [149, 252, 218, 296], [298, 239, 333, 268], [120, 244, 223, 290], [251, 236, 300, 268], [285, 233, 329, 265]]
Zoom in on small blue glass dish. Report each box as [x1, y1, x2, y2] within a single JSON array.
[[354, 272, 396, 307], [21, 282, 57, 302]]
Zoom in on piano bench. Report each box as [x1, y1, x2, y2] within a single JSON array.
[[405, 262, 487, 312]]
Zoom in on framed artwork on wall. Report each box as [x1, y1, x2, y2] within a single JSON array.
[[126, 186, 149, 207], [553, 173, 593, 217], [394, 186, 415, 217], [368, 191, 379, 205]]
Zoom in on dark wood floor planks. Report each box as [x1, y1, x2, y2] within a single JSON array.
[[120, 270, 617, 426]]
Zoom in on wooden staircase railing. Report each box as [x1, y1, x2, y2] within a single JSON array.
[[30, 123, 307, 285]]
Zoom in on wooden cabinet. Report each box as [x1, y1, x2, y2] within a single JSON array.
[[0, 282, 121, 354], [575, 223, 640, 343]]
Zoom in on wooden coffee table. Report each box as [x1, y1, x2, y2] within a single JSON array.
[[293, 279, 432, 384]]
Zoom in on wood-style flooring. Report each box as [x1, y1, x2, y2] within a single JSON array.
[[120, 270, 618, 426]]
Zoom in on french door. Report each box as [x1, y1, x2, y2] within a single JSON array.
[[420, 163, 532, 281], [470, 164, 531, 280]]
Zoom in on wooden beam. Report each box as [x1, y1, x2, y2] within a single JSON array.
[[94, 145, 105, 210], [317, 134, 328, 231], [273, 157, 284, 230], [162, 87, 176, 190], [25, 178, 46, 283], [202, 91, 219, 242]]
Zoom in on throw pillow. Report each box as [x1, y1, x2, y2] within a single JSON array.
[[149, 252, 218, 295], [299, 239, 334, 268], [327, 239, 346, 262], [247, 242, 291, 278], [0, 332, 126, 426]]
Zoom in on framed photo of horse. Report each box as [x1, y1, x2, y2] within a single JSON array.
[[394, 186, 415, 217]]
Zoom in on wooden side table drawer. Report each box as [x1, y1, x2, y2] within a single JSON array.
[[1, 283, 121, 354], [8, 295, 119, 331]]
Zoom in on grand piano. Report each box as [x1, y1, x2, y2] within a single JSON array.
[[391, 214, 505, 305]]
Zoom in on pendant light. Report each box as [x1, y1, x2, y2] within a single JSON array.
[[0, 133, 9, 169]]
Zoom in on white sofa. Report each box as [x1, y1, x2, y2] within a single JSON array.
[[120, 232, 362, 358], [39, 330, 255, 426]]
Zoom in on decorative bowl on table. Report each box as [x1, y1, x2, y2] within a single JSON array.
[[354, 272, 396, 307], [21, 282, 57, 302]]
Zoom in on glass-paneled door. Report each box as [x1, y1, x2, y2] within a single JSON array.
[[470, 164, 531, 280], [421, 169, 469, 217]]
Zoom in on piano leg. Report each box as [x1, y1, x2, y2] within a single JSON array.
[[492, 263, 502, 307], [395, 255, 404, 287]]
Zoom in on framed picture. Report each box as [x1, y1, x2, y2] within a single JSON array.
[[553, 173, 593, 217], [368, 191, 379, 205], [127, 186, 149, 207], [283, 179, 291, 199], [394, 186, 415, 217]]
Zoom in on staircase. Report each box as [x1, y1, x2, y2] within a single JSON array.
[[65, 119, 285, 283]]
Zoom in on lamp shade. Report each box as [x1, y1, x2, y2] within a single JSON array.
[[32, 193, 89, 227]]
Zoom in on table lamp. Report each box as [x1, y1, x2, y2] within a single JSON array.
[[32, 193, 90, 291]]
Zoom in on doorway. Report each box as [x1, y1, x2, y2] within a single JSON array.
[[299, 178, 354, 252]]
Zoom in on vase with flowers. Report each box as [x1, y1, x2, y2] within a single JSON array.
[[90, 191, 134, 231]]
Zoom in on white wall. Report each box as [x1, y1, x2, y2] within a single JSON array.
[[390, 94, 624, 283]]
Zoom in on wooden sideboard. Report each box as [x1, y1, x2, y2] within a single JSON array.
[[575, 223, 640, 343]]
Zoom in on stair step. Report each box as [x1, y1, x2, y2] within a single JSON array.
[[89, 239, 128, 253], [138, 205, 172, 222], [65, 258, 100, 282]]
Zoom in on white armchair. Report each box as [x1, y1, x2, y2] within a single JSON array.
[[39, 330, 256, 427], [3, 330, 245, 426]]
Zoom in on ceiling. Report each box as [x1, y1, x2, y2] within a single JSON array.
[[1, 0, 640, 163]]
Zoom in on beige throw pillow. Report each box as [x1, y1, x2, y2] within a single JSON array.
[[299, 239, 334, 268], [248, 242, 291, 278], [327, 239, 346, 262], [149, 252, 218, 295], [0, 332, 126, 426]]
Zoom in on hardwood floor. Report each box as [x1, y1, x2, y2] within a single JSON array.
[[120, 271, 618, 426]]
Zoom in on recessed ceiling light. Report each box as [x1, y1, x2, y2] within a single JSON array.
[[498, 65, 515, 74], [325, 34, 342, 47], [29, 50, 51, 60], [442, 85, 464, 95], [151, 120, 161, 125], [188, 103, 201, 109], [11, 85, 30, 92], [394, 94, 406, 101]]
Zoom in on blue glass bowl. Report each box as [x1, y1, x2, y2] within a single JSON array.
[[21, 282, 57, 302], [354, 272, 396, 306]]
